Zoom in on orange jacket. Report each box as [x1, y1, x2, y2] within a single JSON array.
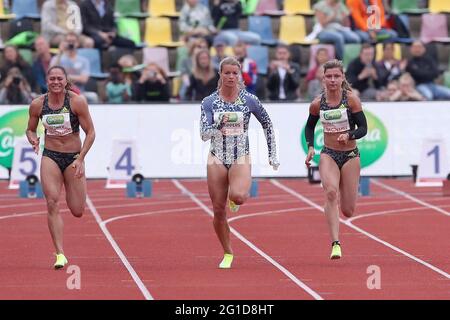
[[346, 0, 388, 31]]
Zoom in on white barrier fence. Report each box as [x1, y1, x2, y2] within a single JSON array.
[[0, 101, 449, 179]]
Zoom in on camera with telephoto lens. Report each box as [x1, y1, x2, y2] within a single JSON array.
[[12, 76, 21, 85]]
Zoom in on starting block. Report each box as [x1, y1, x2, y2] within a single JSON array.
[[19, 175, 44, 198], [359, 177, 370, 196], [126, 174, 152, 198], [250, 179, 258, 197]]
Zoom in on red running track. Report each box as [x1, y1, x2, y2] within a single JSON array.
[[0, 178, 448, 299]]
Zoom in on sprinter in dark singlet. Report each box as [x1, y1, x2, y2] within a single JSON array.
[[304, 59, 367, 260], [26, 66, 95, 269]]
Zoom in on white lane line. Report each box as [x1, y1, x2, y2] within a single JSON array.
[[86, 195, 154, 300], [372, 179, 450, 217], [103, 207, 199, 224], [347, 206, 424, 223], [228, 207, 312, 223], [271, 179, 450, 280], [172, 179, 323, 301]]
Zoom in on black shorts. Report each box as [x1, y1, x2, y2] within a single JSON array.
[[321, 146, 360, 170], [43, 148, 80, 173]]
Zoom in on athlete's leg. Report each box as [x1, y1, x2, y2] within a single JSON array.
[[339, 157, 361, 218], [228, 155, 252, 205], [41, 156, 65, 254], [319, 153, 341, 242], [63, 163, 86, 218], [207, 154, 232, 255]]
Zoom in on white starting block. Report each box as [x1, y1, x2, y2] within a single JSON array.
[[19, 175, 44, 199], [126, 174, 152, 198]]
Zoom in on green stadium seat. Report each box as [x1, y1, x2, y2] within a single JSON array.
[[19, 48, 33, 65], [115, 0, 149, 18], [342, 43, 361, 70], [391, 0, 428, 14], [241, 0, 260, 15], [117, 17, 144, 46]]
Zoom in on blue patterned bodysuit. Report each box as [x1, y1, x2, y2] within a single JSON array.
[[200, 90, 279, 169]]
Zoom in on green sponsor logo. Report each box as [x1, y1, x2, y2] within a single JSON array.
[[300, 110, 388, 168], [0, 108, 44, 169], [46, 114, 65, 125], [323, 110, 342, 121]]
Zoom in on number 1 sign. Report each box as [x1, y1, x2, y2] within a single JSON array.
[[416, 139, 449, 187], [106, 139, 139, 188], [9, 138, 41, 189]]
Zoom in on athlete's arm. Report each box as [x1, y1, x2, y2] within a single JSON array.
[[200, 97, 223, 141], [71, 94, 96, 178], [250, 96, 279, 169], [26, 97, 43, 154], [346, 91, 367, 140], [305, 98, 320, 167]]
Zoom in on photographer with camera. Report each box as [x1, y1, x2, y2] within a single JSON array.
[[0, 67, 33, 104], [134, 63, 170, 102], [0, 45, 35, 92], [50, 32, 98, 103]]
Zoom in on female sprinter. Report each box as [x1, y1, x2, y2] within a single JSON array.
[[200, 56, 279, 268], [305, 59, 367, 259], [26, 66, 95, 269]]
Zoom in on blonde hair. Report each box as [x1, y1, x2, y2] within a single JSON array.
[[192, 49, 215, 83], [323, 59, 352, 92], [217, 56, 245, 90]]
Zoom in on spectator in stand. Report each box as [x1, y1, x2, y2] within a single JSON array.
[[391, 73, 424, 101], [346, 0, 398, 43], [0, 67, 34, 104], [302, 47, 331, 98], [41, 0, 94, 48], [313, 0, 360, 60], [134, 63, 170, 102], [179, 0, 217, 43], [0, 45, 35, 91], [50, 32, 99, 103], [211, 37, 228, 71], [79, 0, 135, 50], [212, 0, 261, 46], [32, 36, 55, 93], [406, 40, 450, 101], [346, 44, 382, 100], [118, 54, 140, 87], [233, 41, 258, 95], [375, 42, 406, 88], [179, 38, 210, 100], [186, 49, 219, 101], [105, 63, 132, 103], [266, 44, 301, 101], [376, 79, 398, 101]]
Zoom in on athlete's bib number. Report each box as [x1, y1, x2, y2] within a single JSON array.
[[214, 112, 244, 136], [320, 108, 350, 133]]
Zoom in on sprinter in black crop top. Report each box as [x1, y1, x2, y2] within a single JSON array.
[[304, 59, 367, 260], [26, 66, 96, 269]]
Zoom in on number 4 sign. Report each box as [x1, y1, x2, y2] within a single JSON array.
[[106, 139, 139, 188], [416, 139, 449, 187], [9, 138, 41, 189]]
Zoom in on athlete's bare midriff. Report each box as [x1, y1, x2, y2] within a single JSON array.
[[324, 132, 357, 152], [44, 133, 81, 153]]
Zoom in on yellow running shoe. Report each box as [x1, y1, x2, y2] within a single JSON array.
[[54, 253, 68, 269], [219, 253, 234, 269], [330, 242, 342, 260], [228, 199, 240, 213]]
